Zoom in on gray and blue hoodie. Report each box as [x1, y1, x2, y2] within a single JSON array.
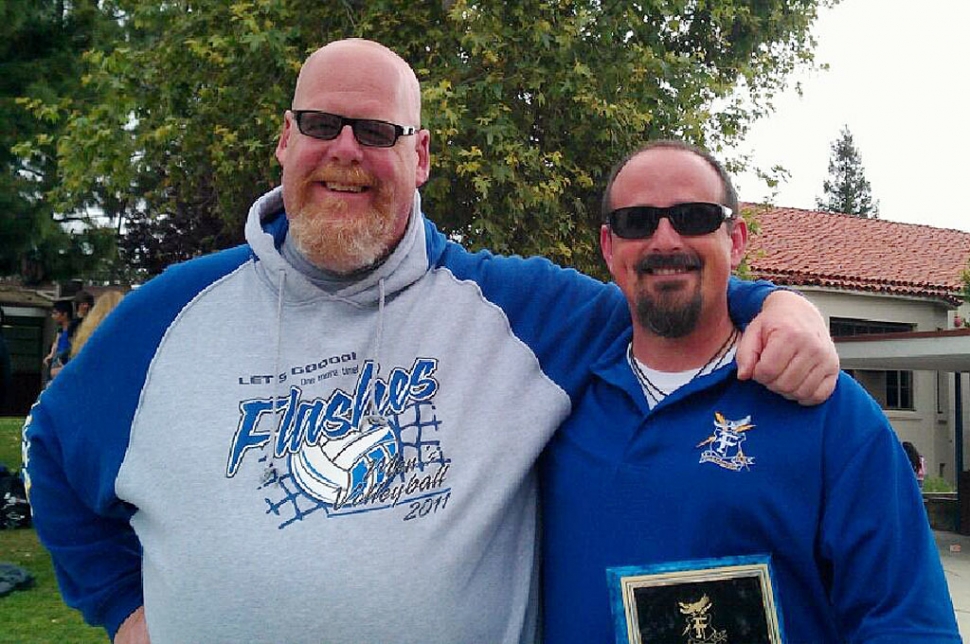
[[23, 187, 773, 643]]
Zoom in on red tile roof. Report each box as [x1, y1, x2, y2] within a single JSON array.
[[743, 204, 970, 306]]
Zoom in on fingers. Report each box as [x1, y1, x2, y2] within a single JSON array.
[[750, 326, 839, 405], [735, 317, 762, 381], [754, 353, 838, 405], [747, 326, 798, 387], [740, 289, 839, 405], [801, 373, 839, 407], [760, 368, 837, 407]]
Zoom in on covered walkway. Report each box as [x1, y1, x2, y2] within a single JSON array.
[[836, 327, 970, 526]]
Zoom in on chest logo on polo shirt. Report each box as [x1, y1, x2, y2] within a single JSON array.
[[696, 412, 755, 472]]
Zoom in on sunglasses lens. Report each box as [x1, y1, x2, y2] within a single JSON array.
[[669, 203, 725, 235], [608, 203, 727, 239], [296, 112, 343, 141], [610, 209, 660, 238], [354, 120, 397, 147], [297, 112, 342, 140], [295, 111, 399, 147]]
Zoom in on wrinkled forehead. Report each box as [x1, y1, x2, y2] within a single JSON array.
[[293, 40, 421, 124]]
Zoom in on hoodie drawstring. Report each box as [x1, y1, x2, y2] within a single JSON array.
[[363, 279, 389, 428], [262, 272, 389, 486], [261, 269, 287, 485], [373, 278, 385, 371]]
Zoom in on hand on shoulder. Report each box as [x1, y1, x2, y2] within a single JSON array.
[[736, 290, 839, 405]]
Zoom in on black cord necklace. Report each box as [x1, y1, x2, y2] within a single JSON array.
[[628, 327, 740, 406]]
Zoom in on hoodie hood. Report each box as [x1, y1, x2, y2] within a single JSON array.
[[243, 186, 433, 484], [244, 186, 430, 306]]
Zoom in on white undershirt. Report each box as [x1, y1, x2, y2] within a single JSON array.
[[629, 337, 738, 409]]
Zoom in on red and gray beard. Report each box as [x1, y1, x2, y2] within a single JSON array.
[[287, 166, 399, 275]]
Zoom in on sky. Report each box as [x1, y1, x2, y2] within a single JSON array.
[[730, 0, 970, 232]]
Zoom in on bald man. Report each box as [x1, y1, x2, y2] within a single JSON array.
[[25, 40, 838, 643]]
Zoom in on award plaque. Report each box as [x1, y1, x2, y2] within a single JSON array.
[[606, 555, 783, 644]]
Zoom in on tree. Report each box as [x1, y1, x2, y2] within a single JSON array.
[[16, 0, 836, 280], [816, 125, 878, 218], [961, 263, 970, 315], [0, 0, 125, 284]]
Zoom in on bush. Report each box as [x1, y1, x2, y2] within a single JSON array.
[[923, 476, 956, 494]]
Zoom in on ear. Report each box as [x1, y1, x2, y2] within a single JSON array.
[[275, 111, 294, 166], [414, 129, 432, 187], [600, 224, 616, 275], [729, 218, 748, 270]]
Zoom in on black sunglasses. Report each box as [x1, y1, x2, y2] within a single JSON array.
[[292, 110, 417, 148], [606, 202, 733, 239]]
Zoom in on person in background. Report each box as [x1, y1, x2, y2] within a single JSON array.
[[74, 291, 95, 321], [23, 39, 839, 644], [67, 291, 95, 343], [70, 291, 126, 360], [902, 441, 927, 488], [540, 140, 959, 642], [42, 300, 75, 380]]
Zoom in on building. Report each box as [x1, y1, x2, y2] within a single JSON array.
[[0, 280, 128, 416], [0, 283, 54, 416], [746, 204, 970, 486]]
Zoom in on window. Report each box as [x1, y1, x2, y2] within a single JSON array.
[[829, 318, 914, 337], [831, 317, 915, 411]]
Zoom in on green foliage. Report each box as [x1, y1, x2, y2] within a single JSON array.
[[0, 0, 125, 284], [816, 125, 878, 218], [734, 203, 766, 279], [16, 0, 833, 279], [960, 263, 970, 306]]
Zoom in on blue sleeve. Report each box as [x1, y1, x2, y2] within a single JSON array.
[[434, 233, 779, 400], [22, 245, 252, 638], [23, 403, 143, 638], [436, 241, 630, 399], [819, 376, 960, 640], [727, 276, 778, 330]]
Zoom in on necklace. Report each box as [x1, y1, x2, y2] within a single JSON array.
[[628, 327, 740, 407]]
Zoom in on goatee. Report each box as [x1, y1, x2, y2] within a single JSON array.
[[634, 252, 703, 338], [635, 289, 702, 338]]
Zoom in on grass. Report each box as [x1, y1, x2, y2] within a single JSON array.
[[0, 417, 23, 474], [0, 417, 109, 644]]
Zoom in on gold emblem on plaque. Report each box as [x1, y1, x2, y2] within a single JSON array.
[[679, 594, 727, 643]]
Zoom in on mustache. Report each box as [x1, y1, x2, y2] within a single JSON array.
[[636, 253, 702, 274], [305, 165, 376, 186]]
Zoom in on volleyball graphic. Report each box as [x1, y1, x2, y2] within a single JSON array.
[[290, 417, 399, 505]]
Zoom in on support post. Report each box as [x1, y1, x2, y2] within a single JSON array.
[[957, 372, 965, 534]]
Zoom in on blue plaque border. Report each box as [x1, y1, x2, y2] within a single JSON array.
[[606, 554, 785, 644]]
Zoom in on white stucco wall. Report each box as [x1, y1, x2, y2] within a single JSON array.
[[790, 287, 959, 485]]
